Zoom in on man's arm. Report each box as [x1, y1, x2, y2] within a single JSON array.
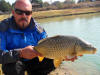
[[0, 19, 42, 64], [19, 46, 42, 59], [0, 46, 42, 64], [0, 32, 40, 64], [0, 20, 21, 64]]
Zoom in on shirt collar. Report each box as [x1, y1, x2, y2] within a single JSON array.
[[8, 16, 35, 33]]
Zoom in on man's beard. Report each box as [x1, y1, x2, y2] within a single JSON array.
[[18, 18, 29, 29], [21, 22, 28, 29]]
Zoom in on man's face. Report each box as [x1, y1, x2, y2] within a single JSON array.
[[12, 1, 32, 29]]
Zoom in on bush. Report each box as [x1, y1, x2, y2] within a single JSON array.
[[0, 0, 11, 12]]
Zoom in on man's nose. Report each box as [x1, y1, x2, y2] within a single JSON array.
[[21, 13, 27, 17]]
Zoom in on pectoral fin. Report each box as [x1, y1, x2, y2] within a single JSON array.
[[38, 56, 44, 62], [53, 59, 63, 68]]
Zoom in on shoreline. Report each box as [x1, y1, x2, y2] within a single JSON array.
[[0, 7, 100, 21], [32, 7, 100, 19]]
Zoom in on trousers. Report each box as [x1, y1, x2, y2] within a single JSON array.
[[2, 57, 55, 75]]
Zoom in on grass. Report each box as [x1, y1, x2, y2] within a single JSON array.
[[32, 7, 100, 19], [0, 14, 11, 21], [0, 7, 100, 21]]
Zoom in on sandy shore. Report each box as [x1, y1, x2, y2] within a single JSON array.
[[48, 64, 78, 75]]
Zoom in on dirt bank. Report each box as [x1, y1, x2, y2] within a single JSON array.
[[32, 7, 100, 19]]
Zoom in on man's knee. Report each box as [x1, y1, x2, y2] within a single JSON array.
[[2, 61, 24, 75]]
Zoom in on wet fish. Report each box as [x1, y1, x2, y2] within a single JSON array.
[[34, 35, 97, 67]]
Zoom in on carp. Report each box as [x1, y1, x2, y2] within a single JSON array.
[[34, 35, 97, 67]]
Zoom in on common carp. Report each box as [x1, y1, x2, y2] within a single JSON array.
[[34, 35, 97, 67]]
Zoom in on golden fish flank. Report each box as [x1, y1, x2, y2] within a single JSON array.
[[34, 35, 97, 67]]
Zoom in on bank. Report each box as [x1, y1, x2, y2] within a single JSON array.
[[0, 7, 100, 21], [32, 7, 100, 19]]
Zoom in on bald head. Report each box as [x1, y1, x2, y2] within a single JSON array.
[[12, 0, 33, 29], [14, 0, 32, 11]]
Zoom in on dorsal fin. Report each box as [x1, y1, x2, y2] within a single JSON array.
[[38, 38, 47, 44], [38, 35, 61, 44]]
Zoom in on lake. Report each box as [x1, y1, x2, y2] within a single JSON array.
[[37, 13, 100, 75]]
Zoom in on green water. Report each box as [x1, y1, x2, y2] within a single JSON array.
[[38, 13, 100, 75]]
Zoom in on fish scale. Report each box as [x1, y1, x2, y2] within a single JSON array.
[[34, 35, 97, 67]]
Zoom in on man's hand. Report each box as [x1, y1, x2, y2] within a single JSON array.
[[64, 55, 83, 62], [19, 46, 42, 59], [65, 56, 77, 62]]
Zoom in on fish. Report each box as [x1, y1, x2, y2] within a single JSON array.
[[34, 35, 97, 67]]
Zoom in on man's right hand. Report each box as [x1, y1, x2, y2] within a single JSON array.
[[19, 46, 42, 59]]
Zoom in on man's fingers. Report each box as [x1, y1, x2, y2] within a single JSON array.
[[34, 51, 43, 56], [32, 46, 43, 56], [65, 56, 77, 62], [32, 49, 43, 57], [64, 55, 84, 62], [79, 55, 83, 57], [20, 45, 44, 59], [71, 56, 77, 62]]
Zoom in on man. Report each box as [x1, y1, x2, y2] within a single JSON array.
[[0, 0, 78, 75]]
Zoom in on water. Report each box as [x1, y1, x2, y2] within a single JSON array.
[[37, 13, 100, 75]]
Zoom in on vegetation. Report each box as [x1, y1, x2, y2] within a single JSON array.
[[0, 14, 10, 21], [0, 0, 100, 13], [0, 0, 11, 12], [0, 7, 100, 21], [35, 1, 100, 11], [32, 7, 100, 19], [31, 0, 42, 4]]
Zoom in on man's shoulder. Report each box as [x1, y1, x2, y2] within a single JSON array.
[[33, 20, 45, 33], [35, 24, 45, 33], [0, 17, 11, 32]]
